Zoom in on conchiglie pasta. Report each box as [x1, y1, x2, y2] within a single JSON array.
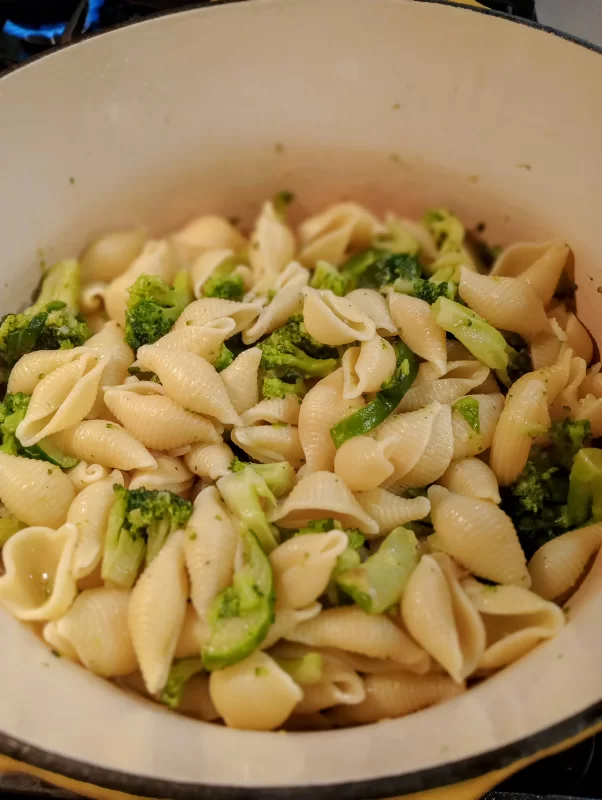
[[52, 421, 157, 471], [17, 352, 105, 446], [459, 268, 550, 340], [261, 603, 323, 651], [270, 471, 378, 535], [439, 458, 501, 504], [45, 588, 137, 676], [354, 488, 431, 534], [461, 577, 565, 670], [491, 238, 570, 307], [68, 470, 125, 579], [286, 606, 430, 674], [249, 201, 296, 289], [104, 239, 176, 327], [209, 651, 302, 731], [184, 442, 234, 481], [298, 203, 381, 267], [174, 297, 263, 334], [548, 305, 594, 365], [7, 347, 89, 395], [342, 336, 396, 399], [270, 531, 348, 609], [528, 523, 602, 601], [185, 487, 238, 635], [0, 453, 75, 528], [328, 672, 463, 727], [128, 529, 189, 694], [232, 424, 304, 469], [388, 292, 447, 375], [85, 321, 135, 418], [293, 654, 365, 715], [401, 554, 485, 683], [298, 369, 364, 474], [428, 485, 530, 587], [171, 215, 246, 266], [302, 288, 375, 346], [104, 381, 222, 450], [243, 262, 309, 343], [190, 248, 246, 298], [397, 359, 490, 413], [345, 288, 397, 336], [80, 227, 147, 283], [219, 348, 262, 415], [148, 318, 236, 359], [333, 436, 396, 492], [68, 461, 111, 492], [129, 456, 194, 496], [0, 524, 78, 620], [135, 346, 241, 426], [242, 396, 301, 427]]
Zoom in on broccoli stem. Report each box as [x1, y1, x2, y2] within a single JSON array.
[[274, 653, 323, 685], [567, 448, 602, 527], [160, 657, 204, 709], [432, 297, 509, 370], [330, 340, 418, 447], [32, 259, 81, 314]]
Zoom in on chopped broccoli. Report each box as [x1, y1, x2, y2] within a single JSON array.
[[503, 333, 532, 385], [258, 314, 339, 379], [337, 526, 419, 614], [501, 418, 592, 557], [566, 448, 602, 527], [452, 397, 480, 434], [202, 527, 275, 670], [229, 458, 295, 498], [262, 374, 307, 400], [373, 218, 420, 256], [422, 209, 477, 278], [432, 297, 509, 370], [101, 486, 193, 588], [0, 259, 90, 368], [217, 467, 280, 552], [160, 657, 204, 709], [341, 250, 422, 291], [0, 393, 31, 455], [274, 652, 323, 685], [309, 261, 350, 296], [393, 274, 456, 304], [125, 271, 192, 350], [202, 256, 245, 301], [213, 343, 234, 372]]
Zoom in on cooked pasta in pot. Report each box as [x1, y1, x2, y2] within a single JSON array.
[[0, 197, 599, 731]]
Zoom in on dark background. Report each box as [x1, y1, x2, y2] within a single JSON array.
[[0, 1, 599, 799]]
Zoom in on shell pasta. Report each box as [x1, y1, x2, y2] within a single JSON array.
[[0, 199, 597, 732]]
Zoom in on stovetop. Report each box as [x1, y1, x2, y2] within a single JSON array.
[[0, 1, 600, 799]]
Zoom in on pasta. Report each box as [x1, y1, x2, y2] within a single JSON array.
[[0, 200, 595, 733]]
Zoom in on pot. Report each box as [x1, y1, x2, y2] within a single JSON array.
[[0, 1, 601, 798]]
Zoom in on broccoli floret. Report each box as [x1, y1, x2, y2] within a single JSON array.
[[310, 261, 350, 296], [341, 250, 422, 291], [0, 260, 90, 368], [258, 314, 338, 379], [0, 393, 31, 455], [373, 218, 421, 256], [432, 297, 509, 370], [501, 418, 592, 557], [393, 275, 456, 305], [504, 333, 533, 385], [125, 271, 192, 350], [422, 208, 477, 279], [213, 344, 234, 372], [217, 468, 280, 552], [160, 657, 204, 709], [202, 256, 245, 301], [101, 486, 193, 587], [262, 375, 307, 400], [229, 458, 295, 498]]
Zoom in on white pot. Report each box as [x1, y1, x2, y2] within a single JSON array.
[[0, 1, 601, 797]]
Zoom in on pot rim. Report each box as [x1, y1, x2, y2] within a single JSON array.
[[1, 1, 601, 797]]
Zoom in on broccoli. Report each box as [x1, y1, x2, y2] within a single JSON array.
[[341, 250, 422, 291], [373, 218, 420, 256], [432, 297, 510, 370], [504, 333, 532, 385], [309, 261, 350, 296], [393, 274, 456, 305], [213, 343, 234, 372], [101, 486, 193, 588], [258, 314, 339, 379], [452, 397, 480, 433], [274, 652, 323, 685], [202, 256, 245, 301], [501, 418, 592, 557], [0, 259, 90, 368], [125, 271, 192, 350], [262, 374, 307, 400], [566, 448, 602, 527], [217, 467, 280, 552], [0, 393, 77, 468], [160, 657, 204, 709], [422, 208, 477, 279], [229, 458, 295, 498]]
